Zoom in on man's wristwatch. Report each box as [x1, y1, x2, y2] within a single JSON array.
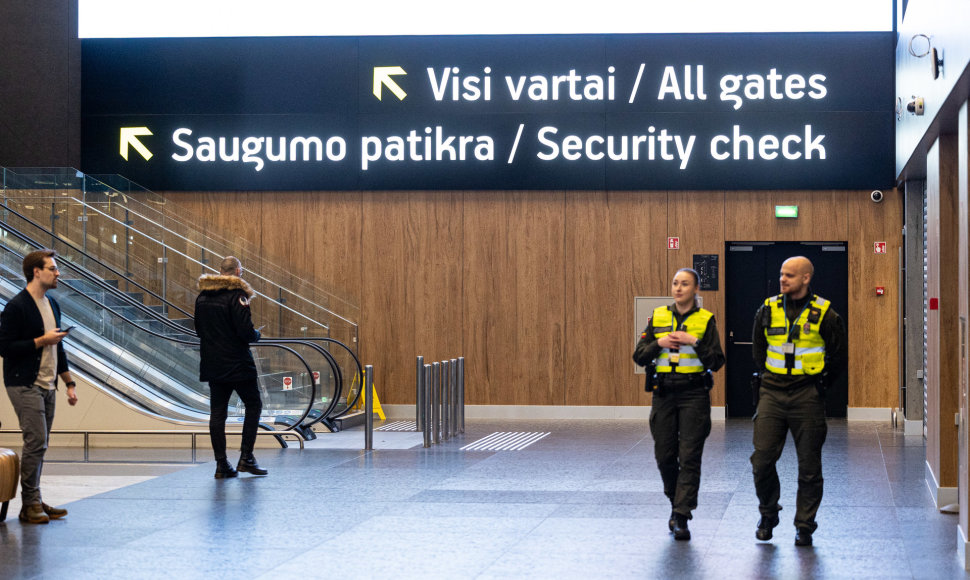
[[65, 381, 76, 388]]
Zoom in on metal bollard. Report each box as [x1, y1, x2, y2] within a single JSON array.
[[432, 362, 441, 444], [449, 358, 458, 437], [364, 365, 374, 450], [423, 364, 432, 448], [458, 357, 465, 434], [442, 359, 451, 441], [416, 356, 425, 432]]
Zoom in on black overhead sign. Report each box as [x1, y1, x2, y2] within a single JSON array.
[[81, 33, 894, 191]]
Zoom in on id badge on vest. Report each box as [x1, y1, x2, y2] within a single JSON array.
[[781, 342, 795, 354], [669, 351, 680, 364]]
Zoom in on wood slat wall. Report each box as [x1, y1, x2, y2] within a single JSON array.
[[164, 187, 903, 411], [926, 135, 961, 488]]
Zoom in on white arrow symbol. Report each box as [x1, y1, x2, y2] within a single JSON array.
[[373, 66, 407, 101], [120, 127, 153, 161]]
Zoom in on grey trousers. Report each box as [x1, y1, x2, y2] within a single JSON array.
[[5, 385, 56, 506]]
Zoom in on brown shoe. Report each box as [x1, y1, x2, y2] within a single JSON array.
[[42, 503, 68, 519], [19, 503, 50, 524]]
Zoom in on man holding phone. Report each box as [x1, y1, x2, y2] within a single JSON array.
[[0, 249, 77, 524]]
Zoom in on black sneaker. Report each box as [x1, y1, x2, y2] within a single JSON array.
[[237, 453, 268, 476], [756, 514, 780, 541], [672, 513, 691, 541], [214, 458, 238, 479]]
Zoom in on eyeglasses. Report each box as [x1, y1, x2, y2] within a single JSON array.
[[43, 265, 59, 272]]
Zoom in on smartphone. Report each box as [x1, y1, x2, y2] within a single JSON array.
[[61, 325, 76, 333]]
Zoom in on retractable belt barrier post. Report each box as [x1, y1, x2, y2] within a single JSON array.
[[364, 365, 374, 451], [423, 364, 432, 448], [416, 356, 425, 432], [416, 355, 465, 446], [442, 359, 451, 441]]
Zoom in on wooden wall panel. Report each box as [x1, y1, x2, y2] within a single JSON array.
[[564, 191, 667, 406], [305, 191, 362, 319], [668, 191, 727, 405], [158, 186, 906, 412], [725, 190, 848, 241], [846, 188, 903, 408], [959, 101, 970, 537], [463, 192, 566, 405], [360, 192, 412, 404], [939, 134, 961, 487], [926, 136, 961, 488], [409, 191, 463, 368], [927, 143, 943, 481]]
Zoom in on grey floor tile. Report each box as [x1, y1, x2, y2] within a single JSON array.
[[2, 419, 968, 579]]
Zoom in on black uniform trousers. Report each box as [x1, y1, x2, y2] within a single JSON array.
[[208, 378, 262, 460], [750, 383, 827, 533], [649, 382, 712, 517]]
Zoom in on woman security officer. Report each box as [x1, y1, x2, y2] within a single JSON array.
[[633, 268, 725, 541]]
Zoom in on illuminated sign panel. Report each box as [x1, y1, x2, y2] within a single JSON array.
[[81, 33, 894, 191], [77, 0, 893, 38]]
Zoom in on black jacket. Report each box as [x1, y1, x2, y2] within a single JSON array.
[[0, 288, 69, 387], [194, 275, 261, 383]]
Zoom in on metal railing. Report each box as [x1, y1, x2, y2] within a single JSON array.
[[0, 429, 305, 463]]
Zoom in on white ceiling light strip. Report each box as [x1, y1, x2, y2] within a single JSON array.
[[79, 0, 893, 39]]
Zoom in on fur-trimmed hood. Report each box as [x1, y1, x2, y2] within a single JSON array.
[[197, 274, 254, 297]]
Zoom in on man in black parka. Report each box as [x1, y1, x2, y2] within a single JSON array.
[[195, 256, 267, 478]]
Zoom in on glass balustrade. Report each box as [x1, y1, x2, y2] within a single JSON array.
[[2, 166, 361, 420], [0, 214, 332, 429]]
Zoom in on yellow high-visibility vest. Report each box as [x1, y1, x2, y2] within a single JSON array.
[[651, 306, 712, 374], [763, 294, 830, 375]]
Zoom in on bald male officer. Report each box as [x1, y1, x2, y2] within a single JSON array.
[[750, 256, 846, 547]]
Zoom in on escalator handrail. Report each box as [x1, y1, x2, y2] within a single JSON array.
[[86, 171, 360, 318], [0, 206, 360, 424], [10, 194, 338, 333], [5, 194, 333, 333], [78, 177, 361, 326], [0, 208, 348, 425], [0, 242, 322, 430], [0, 200, 195, 320], [0, 199, 354, 426], [268, 337, 364, 421]]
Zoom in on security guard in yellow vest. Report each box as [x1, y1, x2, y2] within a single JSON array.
[[750, 256, 846, 547], [634, 268, 724, 541]]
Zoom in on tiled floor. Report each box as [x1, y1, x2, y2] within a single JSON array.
[[0, 419, 966, 579]]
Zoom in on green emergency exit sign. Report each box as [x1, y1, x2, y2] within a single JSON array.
[[775, 205, 799, 218]]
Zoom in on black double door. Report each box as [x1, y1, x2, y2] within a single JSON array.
[[724, 242, 849, 418]]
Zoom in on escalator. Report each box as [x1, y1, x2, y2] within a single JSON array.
[[0, 212, 339, 437], [1, 167, 363, 431]]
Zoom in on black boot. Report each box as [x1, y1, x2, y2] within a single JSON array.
[[672, 513, 691, 541], [214, 458, 238, 479], [237, 452, 268, 475]]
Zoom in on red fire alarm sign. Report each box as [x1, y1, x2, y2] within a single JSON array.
[[668, 237, 680, 250], [874, 242, 887, 254]]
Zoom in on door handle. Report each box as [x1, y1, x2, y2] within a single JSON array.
[[733, 341, 753, 345]]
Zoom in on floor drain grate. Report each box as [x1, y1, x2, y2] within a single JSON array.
[[376, 421, 417, 431], [460, 432, 550, 451]]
